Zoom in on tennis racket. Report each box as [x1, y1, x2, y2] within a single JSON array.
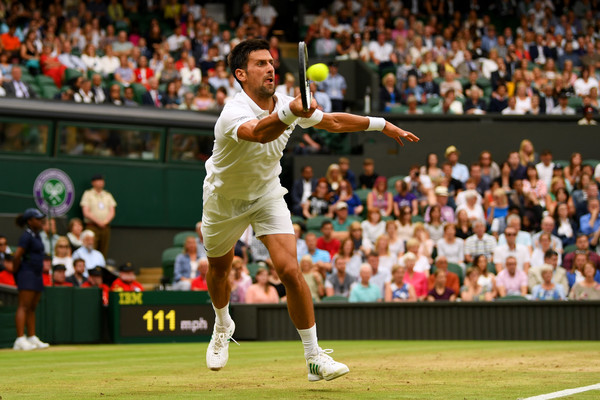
[[298, 41, 311, 111]]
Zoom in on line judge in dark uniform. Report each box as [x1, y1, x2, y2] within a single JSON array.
[[12, 208, 50, 351]]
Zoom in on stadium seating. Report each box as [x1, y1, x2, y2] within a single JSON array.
[[306, 216, 331, 233], [173, 231, 197, 247], [355, 188, 370, 205], [554, 160, 569, 168], [321, 295, 349, 302], [387, 175, 406, 191], [246, 262, 261, 278], [496, 295, 528, 301], [291, 215, 306, 226], [161, 246, 181, 282], [411, 215, 424, 223], [563, 244, 578, 254], [64, 68, 82, 83], [447, 262, 464, 286]]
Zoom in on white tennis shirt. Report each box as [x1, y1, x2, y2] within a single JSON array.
[[204, 90, 323, 200]]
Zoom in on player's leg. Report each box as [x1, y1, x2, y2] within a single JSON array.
[[260, 233, 349, 382], [202, 192, 249, 371], [259, 233, 314, 329], [206, 248, 234, 310], [205, 247, 238, 371]]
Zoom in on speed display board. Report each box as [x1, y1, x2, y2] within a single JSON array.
[[109, 291, 214, 343]]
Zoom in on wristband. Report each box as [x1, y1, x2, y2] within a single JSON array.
[[366, 117, 386, 131], [277, 103, 299, 126]]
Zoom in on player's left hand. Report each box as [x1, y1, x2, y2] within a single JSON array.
[[382, 122, 419, 146], [289, 95, 318, 118]]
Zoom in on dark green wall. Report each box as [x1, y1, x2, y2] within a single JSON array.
[[233, 301, 600, 341], [0, 155, 205, 228]]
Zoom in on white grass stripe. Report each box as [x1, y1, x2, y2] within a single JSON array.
[[520, 383, 600, 400]]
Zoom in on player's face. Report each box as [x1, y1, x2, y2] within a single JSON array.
[[242, 49, 275, 99]]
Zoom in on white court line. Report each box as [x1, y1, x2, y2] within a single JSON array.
[[520, 383, 600, 400]]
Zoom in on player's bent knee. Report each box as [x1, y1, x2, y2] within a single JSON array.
[[277, 265, 303, 286]]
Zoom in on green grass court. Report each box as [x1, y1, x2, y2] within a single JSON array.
[[2, 341, 599, 399]]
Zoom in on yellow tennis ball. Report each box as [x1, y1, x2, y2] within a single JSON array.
[[307, 63, 329, 82]]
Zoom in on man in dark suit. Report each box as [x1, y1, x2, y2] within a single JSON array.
[[291, 165, 317, 216], [106, 83, 124, 106], [539, 83, 557, 114], [91, 73, 108, 104], [3, 66, 37, 98], [529, 34, 557, 65], [141, 77, 163, 107], [490, 59, 512, 90]]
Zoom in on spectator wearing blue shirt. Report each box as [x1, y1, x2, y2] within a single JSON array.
[[319, 62, 346, 112], [349, 263, 382, 302], [579, 197, 600, 236], [72, 230, 106, 276], [338, 157, 357, 190], [507, 151, 528, 181], [445, 145, 469, 184], [531, 265, 566, 300], [301, 232, 332, 277]]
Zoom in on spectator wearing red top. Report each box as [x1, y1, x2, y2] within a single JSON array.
[[42, 255, 52, 286], [562, 234, 600, 272], [81, 266, 110, 306], [111, 263, 144, 292], [52, 264, 73, 287], [1, 25, 20, 56], [134, 56, 154, 88], [316, 220, 340, 259], [0, 254, 16, 286], [427, 256, 460, 295], [191, 258, 209, 291], [40, 43, 67, 88]]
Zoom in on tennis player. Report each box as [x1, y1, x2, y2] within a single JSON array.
[[203, 39, 419, 381]]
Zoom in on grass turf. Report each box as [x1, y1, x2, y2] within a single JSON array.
[[1, 341, 600, 399]]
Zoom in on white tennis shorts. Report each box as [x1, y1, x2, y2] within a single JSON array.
[[201, 186, 294, 258]]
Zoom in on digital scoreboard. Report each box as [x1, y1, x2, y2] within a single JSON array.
[[109, 291, 214, 343]]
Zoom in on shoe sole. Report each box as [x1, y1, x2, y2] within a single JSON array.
[[308, 366, 350, 382], [13, 345, 35, 351]]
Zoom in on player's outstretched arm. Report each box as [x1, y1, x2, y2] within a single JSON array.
[[314, 113, 420, 146], [237, 95, 317, 144]]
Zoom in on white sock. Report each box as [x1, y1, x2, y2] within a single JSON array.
[[297, 324, 319, 359], [213, 303, 233, 328]]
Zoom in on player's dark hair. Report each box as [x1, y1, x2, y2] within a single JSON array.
[[228, 39, 269, 86]]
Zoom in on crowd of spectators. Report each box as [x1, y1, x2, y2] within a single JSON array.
[[0, 223, 144, 305], [302, 0, 600, 120], [2, 2, 600, 303], [0, 1, 597, 122], [160, 139, 600, 303]]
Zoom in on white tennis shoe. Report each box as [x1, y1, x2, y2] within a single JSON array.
[[206, 321, 237, 371], [13, 336, 36, 351], [28, 335, 50, 349], [306, 348, 349, 382]]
